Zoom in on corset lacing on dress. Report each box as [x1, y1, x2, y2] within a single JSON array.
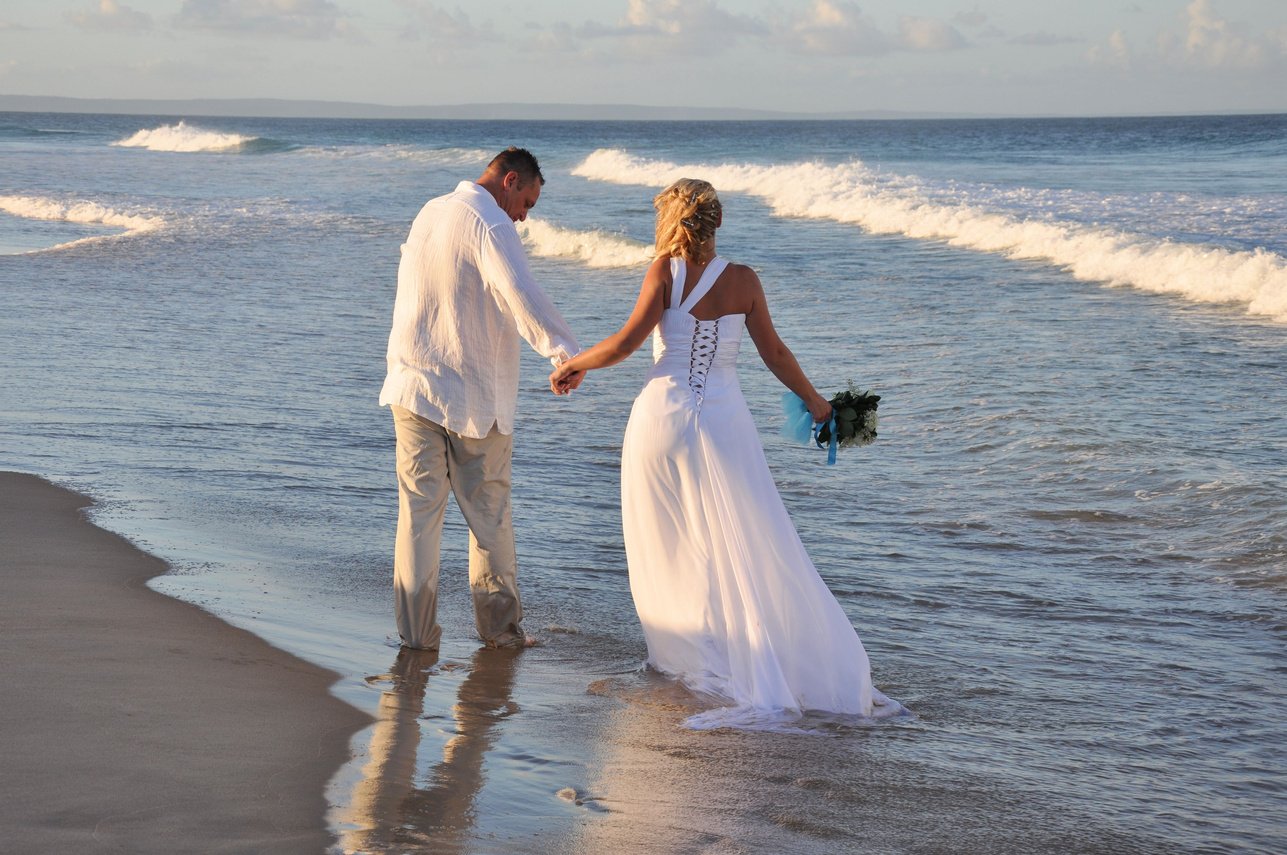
[[688, 319, 720, 411]]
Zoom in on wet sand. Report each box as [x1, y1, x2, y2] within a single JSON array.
[[0, 472, 372, 854]]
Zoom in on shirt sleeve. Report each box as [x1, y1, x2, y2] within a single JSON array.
[[479, 222, 581, 366]]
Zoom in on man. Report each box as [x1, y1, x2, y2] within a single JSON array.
[[379, 147, 582, 650]]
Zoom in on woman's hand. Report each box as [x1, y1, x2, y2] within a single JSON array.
[[807, 394, 833, 424], [550, 364, 585, 396]]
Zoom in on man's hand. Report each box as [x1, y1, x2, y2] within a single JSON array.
[[550, 366, 586, 395]]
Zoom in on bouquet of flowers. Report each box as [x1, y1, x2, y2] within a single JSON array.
[[782, 382, 880, 464], [817, 383, 880, 448]]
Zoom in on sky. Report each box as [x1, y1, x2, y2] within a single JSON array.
[[1, 0, 1285, 116]]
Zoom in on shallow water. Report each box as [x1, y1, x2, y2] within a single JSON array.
[[1, 111, 1284, 853]]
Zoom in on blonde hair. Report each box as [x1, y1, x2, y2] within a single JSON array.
[[653, 178, 722, 263]]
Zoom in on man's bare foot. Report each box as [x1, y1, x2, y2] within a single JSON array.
[[488, 633, 540, 649]]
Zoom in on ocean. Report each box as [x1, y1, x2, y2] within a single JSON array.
[[1, 111, 1284, 853]]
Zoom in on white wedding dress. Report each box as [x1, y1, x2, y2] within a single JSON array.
[[621, 257, 901, 729]]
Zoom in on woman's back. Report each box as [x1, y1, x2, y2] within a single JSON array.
[[664, 255, 757, 320], [651, 257, 745, 405]]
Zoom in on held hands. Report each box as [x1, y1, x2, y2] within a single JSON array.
[[549, 364, 586, 396]]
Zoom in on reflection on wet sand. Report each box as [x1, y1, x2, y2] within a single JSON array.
[[566, 676, 751, 855], [568, 674, 897, 855], [339, 646, 520, 853]]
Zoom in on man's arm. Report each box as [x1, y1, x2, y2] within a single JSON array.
[[480, 223, 580, 365]]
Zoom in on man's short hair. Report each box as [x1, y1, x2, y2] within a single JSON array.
[[487, 146, 545, 186]]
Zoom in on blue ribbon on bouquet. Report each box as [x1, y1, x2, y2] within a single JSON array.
[[781, 392, 838, 465]]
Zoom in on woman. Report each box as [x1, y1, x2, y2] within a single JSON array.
[[551, 179, 900, 729]]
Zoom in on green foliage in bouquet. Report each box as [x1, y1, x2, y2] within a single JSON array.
[[815, 382, 880, 448]]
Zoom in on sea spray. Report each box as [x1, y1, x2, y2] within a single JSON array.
[[113, 121, 257, 153], [573, 148, 1287, 322]]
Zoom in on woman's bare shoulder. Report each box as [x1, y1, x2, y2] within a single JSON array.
[[721, 261, 764, 293], [643, 254, 673, 305], [720, 259, 758, 276], [647, 254, 673, 280]]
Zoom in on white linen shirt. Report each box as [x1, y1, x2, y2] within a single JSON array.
[[378, 181, 579, 438]]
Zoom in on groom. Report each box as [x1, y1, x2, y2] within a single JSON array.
[[378, 147, 582, 650]]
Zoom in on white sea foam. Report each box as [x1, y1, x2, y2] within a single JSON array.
[[573, 149, 1287, 322], [0, 194, 164, 251], [519, 217, 653, 268], [112, 121, 257, 153]]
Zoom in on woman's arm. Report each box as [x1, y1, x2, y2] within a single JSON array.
[[742, 267, 833, 423], [550, 256, 669, 394]]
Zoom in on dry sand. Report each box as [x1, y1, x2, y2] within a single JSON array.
[[0, 472, 372, 854]]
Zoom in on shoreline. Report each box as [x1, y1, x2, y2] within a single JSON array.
[[0, 471, 372, 853]]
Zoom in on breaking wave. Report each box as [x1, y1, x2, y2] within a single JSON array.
[[519, 217, 653, 268], [0, 194, 164, 251], [112, 121, 265, 153], [572, 148, 1287, 323]]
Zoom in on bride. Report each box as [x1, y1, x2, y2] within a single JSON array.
[[551, 179, 901, 729]]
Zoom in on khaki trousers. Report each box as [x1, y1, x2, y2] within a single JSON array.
[[391, 406, 523, 649]]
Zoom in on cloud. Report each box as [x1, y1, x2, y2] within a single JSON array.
[[175, 0, 360, 41], [395, 1, 494, 42], [1087, 29, 1132, 68], [576, 0, 766, 54], [0, 20, 32, 32], [779, 1, 889, 56], [68, 1, 153, 31], [531, 22, 580, 54], [897, 16, 967, 51], [774, 2, 967, 56], [619, 0, 762, 36], [527, 1, 969, 62], [1159, 0, 1272, 69], [1090, 0, 1284, 72]]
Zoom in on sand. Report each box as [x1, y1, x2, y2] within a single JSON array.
[[0, 472, 372, 854]]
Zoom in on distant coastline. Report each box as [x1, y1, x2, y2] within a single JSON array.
[[2, 94, 1282, 123], [0, 93, 974, 121]]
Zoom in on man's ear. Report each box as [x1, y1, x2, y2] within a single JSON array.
[[503, 170, 520, 189]]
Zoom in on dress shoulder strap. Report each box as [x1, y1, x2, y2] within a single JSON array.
[[677, 257, 729, 314], [668, 257, 686, 310]]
